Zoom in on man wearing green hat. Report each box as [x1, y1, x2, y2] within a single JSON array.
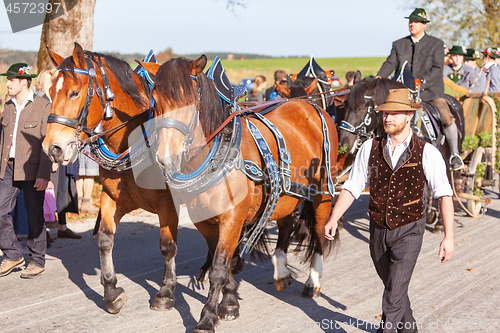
[[481, 48, 500, 92], [443, 45, 483, 93], [377, 8, 464, 170], [0, 63, 52, 279], [462, 48, 487, 93]]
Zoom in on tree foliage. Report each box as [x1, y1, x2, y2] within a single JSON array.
[[408, 0, 500, 49]]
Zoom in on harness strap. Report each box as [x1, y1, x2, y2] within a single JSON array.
[[242, 117, 281, 254]]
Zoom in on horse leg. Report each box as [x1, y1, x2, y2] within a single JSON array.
[[218, 271, 240, 321], [302, 196, 333, 298], [272, 214, 295, 291], [97, 194, 127, 314], [194, 222, 241, 333], [197, 246, 244, 282], [151, 201, 179, 311]]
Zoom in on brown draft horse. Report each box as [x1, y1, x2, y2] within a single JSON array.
[[142, 55, 338, 333], [41, 43, 180, 314]]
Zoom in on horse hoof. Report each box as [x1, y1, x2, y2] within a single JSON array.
[[192, 326, 215, 333], [231, 256, 245, 275], [150, 296, 175, 311], [275, 274, 293, 291], [106, 291, 127, 314], [218, 305, 240, 321], [302, 286, 321, 298]]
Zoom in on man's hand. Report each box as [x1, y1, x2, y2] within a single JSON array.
[[439, 236, 454, 263], [324, 219, 338, 240], [34, 178, 49, 191]]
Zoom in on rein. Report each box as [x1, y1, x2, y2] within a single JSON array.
[[48, 58, 115, 140], [339, 94, 377, 154]]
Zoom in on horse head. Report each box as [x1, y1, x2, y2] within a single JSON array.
[[143, 55, 226, 174], [276, 76, 319, 99], [42, 42, 149, 165]]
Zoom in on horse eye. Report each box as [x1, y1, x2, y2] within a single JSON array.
[[69, 91, 80, 99]]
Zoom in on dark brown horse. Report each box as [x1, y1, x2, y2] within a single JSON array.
[[142, 55, 338, 333], [338, 77, 465, 223], [42, 43, 179, 314]]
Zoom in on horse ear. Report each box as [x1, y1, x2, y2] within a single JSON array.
[[275, 82, 290, 98], [366, 77, 379, 95], [46, 46, 64, 67], [305, 77, 319, 96], [72, 42, 86, 69], [138, 61, 160, 76], [353, 70, 362, 84], [190, 55, 207, 76]]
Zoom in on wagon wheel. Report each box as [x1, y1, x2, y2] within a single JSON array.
[[464, 147, 485, 216]]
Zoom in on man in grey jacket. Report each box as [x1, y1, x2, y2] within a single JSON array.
[[377, 8, 464, 170], [0, 63, 52, 279]]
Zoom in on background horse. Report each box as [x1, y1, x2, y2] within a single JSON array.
[[42, 43, 179, 314], [142, 55, 338, 333]]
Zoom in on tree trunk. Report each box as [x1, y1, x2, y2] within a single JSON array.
[[37, 0, 96, 72]]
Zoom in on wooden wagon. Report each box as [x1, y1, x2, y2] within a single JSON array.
[[445, 78, 498, 217]]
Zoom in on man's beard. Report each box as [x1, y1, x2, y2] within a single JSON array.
[[384, 121, 406, 135]]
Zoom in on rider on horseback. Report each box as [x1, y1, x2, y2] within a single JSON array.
[[376, 8, 464, 170]]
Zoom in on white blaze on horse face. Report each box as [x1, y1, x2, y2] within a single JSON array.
[[55, 76, 64, 94]]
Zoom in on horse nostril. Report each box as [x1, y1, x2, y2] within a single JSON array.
[[49, 144, 63, 159]]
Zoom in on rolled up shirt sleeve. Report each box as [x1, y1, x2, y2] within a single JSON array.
[[341, 139, 372, 199], [422, 143, 453, 198]]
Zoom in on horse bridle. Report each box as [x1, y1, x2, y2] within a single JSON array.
[[339, 94, 377, 154], [154, 74, 201, 160], [47, 57, 115, 141]]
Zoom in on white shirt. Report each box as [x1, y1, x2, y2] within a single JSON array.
[[9, 90, 35, 159], [411, 32, 426, 43], [342, 131, 453, 199]]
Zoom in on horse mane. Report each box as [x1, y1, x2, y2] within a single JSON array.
[[288, 76, 314, 98], [58, 51, 147, 108], [154, 57, 227, 138]]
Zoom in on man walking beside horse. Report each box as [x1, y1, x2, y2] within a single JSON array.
[[376, 8, 464, 171], [325, 88, 455, 333]]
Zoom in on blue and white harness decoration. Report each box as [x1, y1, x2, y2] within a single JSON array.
[[161, 59, 335, 254]]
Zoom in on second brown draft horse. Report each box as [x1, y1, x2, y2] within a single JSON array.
[[142, 55, 338, 333]]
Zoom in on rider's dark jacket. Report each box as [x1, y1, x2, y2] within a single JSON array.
[[377, 33, 445, 102]]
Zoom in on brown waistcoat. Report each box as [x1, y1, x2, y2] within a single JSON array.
[[368, 134, 426, 229]]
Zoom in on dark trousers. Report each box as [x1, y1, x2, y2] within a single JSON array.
[[0, 161, 46, 267], [370, 218, 426, 333]]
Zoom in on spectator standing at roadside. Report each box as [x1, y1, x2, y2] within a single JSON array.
[[76, 150, 99, 214], [246, 75, 267, 102], [0, 63, 52, 279], [264, 70, 288, 101]]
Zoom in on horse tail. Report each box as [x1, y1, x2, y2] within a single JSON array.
[[241, 224, 272, 261], [291, 201, 339, 265]]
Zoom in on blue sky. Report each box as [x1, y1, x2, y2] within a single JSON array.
[[1, 0, 412, 58]]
